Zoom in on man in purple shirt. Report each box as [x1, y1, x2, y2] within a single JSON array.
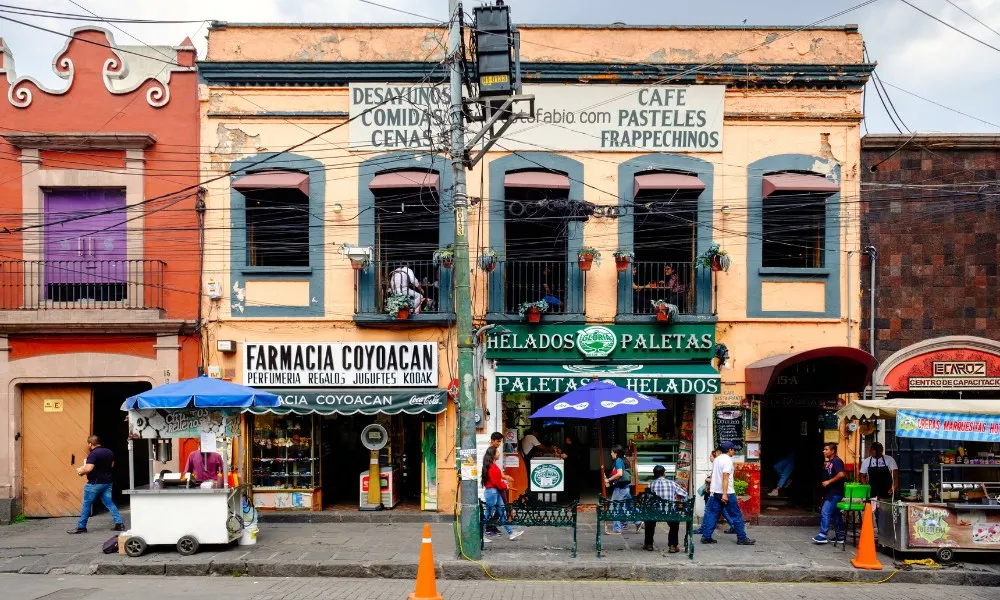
[[185, 450, 224, 486]]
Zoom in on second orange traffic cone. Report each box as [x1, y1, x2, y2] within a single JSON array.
[[850, 502, 883, 570], [409, 523, 443, 600]]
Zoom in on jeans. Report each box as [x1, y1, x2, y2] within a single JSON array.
[[774, 457, 794, 488], [610, 486, 639, 532], [77, 483, 122, 530], [701, 493, 749, 542], [483, 488, 513, 536], [818, 495, 845, 540]]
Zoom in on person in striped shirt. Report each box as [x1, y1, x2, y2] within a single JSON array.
[[644, 464, 688, 553]]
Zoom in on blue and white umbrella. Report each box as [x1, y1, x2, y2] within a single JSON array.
[[529, 380, 664, 420]]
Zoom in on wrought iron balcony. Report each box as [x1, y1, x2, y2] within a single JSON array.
[[488, 260, 586, 318], [620, 261, 700, 316], [354, 259, 454, 319], [0, 260, 165, 310]]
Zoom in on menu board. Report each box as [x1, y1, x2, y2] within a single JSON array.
[[713, 406, 744, 452]]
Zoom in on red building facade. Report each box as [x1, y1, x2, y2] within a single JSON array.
[[0, 28, 201, 522]]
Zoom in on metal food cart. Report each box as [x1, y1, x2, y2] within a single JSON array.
[[121, 377, 279, 557], [838, 399, 1000, 562]]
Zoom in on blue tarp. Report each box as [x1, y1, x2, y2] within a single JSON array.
[[123, 376, 280, 410]]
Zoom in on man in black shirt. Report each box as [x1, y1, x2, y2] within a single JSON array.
[[812, 442, 846, 544], [68, 435, 124, 534]]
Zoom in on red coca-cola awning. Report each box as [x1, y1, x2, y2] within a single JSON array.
[[369, 170, 440, 190], [762, 173, 840, 198], [745, 346, 875, 396], [233, 171, 310, 196], [504, 171, 571, 190], [633, 172, 706, 196]]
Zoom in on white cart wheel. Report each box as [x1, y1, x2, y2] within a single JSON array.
[[177, 535, 200, 556], [124, 537, 147, 557]]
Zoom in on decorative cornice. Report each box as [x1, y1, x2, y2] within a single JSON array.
[[198, 61, 874, 89], [863, 134, 1000, 150], [1, 132, 156, 150], [207, 110, 348, 119]]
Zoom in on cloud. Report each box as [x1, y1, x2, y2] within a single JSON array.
[[1, 0, 997, 132]]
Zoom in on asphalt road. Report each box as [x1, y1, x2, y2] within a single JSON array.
[[3, 575, 997, 600]]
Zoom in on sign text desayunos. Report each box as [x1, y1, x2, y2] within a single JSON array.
[[245, 342, 437, 388]]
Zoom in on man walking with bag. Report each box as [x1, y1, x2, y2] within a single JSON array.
[[700, 442, 755, 546], [67, 435, 124, 534]]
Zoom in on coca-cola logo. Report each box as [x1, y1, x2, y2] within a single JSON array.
[[408, 394, 441, 405]]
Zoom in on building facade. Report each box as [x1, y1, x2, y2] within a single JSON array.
[[0, 28, 202, 522], [199, 21, 873, 514], [861, 134, 1000, 491]]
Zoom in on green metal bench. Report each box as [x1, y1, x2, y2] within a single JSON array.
[[596, 492, 695, 559], [479, 494, 579, 557]]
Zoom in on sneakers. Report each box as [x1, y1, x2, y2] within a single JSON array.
[[482, 536, 492, 543], [635, 522, 644, 533], [508, 530, 524, 541], [67, 528, 87, 534], [700, 537, 717, 544], [723, 528, 736, 534], [811, 534, 829, 544], [113, 523, 125, 532], [767, 489, 780, 497], [737, 538, 756, 545]]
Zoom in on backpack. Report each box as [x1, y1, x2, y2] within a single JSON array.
[[102, 535, 119, 554]]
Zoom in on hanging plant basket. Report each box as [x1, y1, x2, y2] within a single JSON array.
[[577, 247, 601, 272], [441, 258, 454, 269], [478, 250, 498, 273], [651, 301, 679, 323], [433, 245, 455, 270], [613, 249, 634, 272], [696, 243, 731, 273], [578, 254, 595, 271], [711, 254, 731, 272], [349, 257, 369, 271]]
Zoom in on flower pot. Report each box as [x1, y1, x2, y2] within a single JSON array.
[[396, 308, 410, 320], [578, 254, 594, 271], [526, 307, 542, 323], [349, 258, 367, 271], [482, 263, 496, 273], [441, 259, 454, 269], [655, 308, 669, 322], [614, 258, 630, 272], [711, 255, 724, 272]]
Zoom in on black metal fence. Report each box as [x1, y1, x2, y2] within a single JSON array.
[[0, 260, 165, 310], [627, 261, 695, 315], [355, 260, 452, 314], [498, 260, 586, 315]]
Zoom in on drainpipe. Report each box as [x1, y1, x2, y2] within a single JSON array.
[[864, 246, 878, 403]]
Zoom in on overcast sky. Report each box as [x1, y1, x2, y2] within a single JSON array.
[[1, 0, 998, 133]]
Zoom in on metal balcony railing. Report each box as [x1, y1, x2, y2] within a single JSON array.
[[492, 260, 586, 316], [623, 261, 697, 315], [0, 260, 165, 310], [354, 260, 453, 315]]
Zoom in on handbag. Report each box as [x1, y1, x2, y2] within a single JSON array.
[[617, 467, 632, 487]]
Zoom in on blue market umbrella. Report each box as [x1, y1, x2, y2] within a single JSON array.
[[529, 380, 665, 498], [123, 376, 280, 410]]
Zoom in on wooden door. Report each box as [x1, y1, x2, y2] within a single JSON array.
[[22, 385, 93, 517]]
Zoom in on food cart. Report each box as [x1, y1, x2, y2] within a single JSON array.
[[837, 398, 1000, 562], [121, 377, 279, 557]]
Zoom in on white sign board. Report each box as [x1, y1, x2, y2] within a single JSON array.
[[350, 83, 725, 152], [244, 342, 437, 388], [529, 458, 565, 492]]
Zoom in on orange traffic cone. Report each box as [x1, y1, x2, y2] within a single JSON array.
[[850, 502, 883, 570], [409, 524, 443, 600]]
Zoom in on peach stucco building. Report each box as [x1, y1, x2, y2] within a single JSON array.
[[198, 22, 873, 516]]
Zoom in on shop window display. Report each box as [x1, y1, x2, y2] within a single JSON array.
[[252, 415, 319, 508]]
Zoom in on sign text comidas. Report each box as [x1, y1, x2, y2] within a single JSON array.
[[349, 83, 725, 152], [245, 342, 437, 388]]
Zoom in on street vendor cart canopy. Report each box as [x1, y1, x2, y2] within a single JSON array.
[[837, 398, 1000, 420], [124, 376, 280, 410]]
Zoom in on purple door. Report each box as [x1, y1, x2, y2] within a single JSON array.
[[43, 189, 127, 302]]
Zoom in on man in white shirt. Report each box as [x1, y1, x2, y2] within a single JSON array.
[[699, 442, 755, 546], [860, 442, 898, 499], [519, 427, 554, 460], [389, 264, 424, 314]]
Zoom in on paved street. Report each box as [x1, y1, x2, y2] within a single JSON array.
[[3, 575, 999, 600]]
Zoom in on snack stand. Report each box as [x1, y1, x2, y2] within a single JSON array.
[[837, 399, 1000, 562], [121, 377, 279, 556]]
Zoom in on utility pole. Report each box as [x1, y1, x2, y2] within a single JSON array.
[[448, 0, 480, 559]]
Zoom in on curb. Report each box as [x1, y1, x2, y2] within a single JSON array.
[[56, 560, 1000, 586], [258, 512, 455, 524]]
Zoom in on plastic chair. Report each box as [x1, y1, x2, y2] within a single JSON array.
[[836, 483, 870, 550]]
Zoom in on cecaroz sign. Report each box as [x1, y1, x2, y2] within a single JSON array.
[[244, 342, 437, 388], [349, 83, 725, 152]]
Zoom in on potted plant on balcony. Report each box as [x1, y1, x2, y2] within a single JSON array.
[[386, 294, 415, 320], [478, 248, 499, 273], [577, 247, 601, 272], [518, 299, 549, 323], [696, 244, 731, 272], [650, 299, 679, 322], [432, 245, 455, 269], [613, 248, 634, 272]]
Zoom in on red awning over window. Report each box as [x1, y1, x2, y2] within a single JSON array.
[[368, 170, 440, 190], [762, 173, 839, 198], [233, 171, 310, 196], [504, 171, 571, 190], [633, 172, 706, 196]]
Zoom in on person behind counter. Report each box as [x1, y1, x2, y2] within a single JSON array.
[[185, 448, 224, 488], [520, 427, 556, 460], [481, 446, 525, 542], [559, 434, 586, 501], [859, 442, 898, 499]]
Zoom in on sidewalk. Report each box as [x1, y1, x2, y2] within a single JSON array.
[[1, 512, 998, 586]]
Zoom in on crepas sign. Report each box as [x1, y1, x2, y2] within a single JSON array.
[[245, 342, 437, 388], [248, 389, 448, 416], [896, 410, 1000, 443], [349, 83, 725, 152]]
